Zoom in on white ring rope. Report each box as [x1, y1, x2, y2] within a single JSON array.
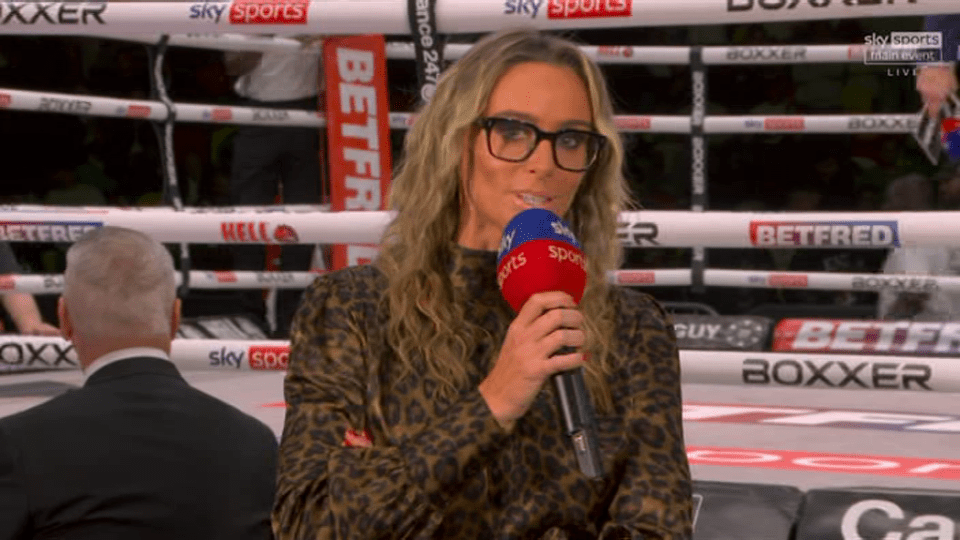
[[1, 337, 956, 393], [4, 269, 955, 295], [95, 33, 868, 66], [0, 1, 950, 36], [0, 88, 920, 134], [0, 206, 956, 248]]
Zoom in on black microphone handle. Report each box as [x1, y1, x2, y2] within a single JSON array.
[[551, 349, 603, 478]]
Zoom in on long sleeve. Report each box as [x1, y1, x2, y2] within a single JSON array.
[[0, 425, 30, 540], [599, 294, 693, 540], [272, 269, 510, 540]]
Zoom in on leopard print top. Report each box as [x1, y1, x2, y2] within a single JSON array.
[[273, 245, 692, 540]]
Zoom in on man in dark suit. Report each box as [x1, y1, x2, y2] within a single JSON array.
[[0, 226, 278, 540]]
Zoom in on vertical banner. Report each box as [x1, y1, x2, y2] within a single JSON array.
[[324, 35, 392, 270]]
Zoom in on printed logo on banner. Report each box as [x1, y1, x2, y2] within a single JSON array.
[[229, 0, 308, 24], [597, 45, 633, 58], [684, 402, 960, 433], [616, 221, 659, 246], [42, 275, 63, 290], [273, 224, 299, 243], [547, 0, 632, 19], [204, 107, 233, 122], [221, 221, 275, 243], [741, 357, 932, 390], [208, 347, 244, 369], [249, 345, 288, 369], [0, 221, 101, 242], [726, 46, 807, 62], [38, 97, 91, 114], [324, 35, 392, 270], [209, 271, 237, 283], [727, 0, 917, 12], [189, 0, 229, 22], [252, 108, 289, 122], [768, 273, 807, 287], [763, 117, 804, 131], [124, 105, 152, 118], [0, 2, 107, 25], [0, 342, 76, 367], [850, 275, 938, 292], [617, 271, 655, 285], [0, 93, 10, 108], [774, 318, 960, 356], [615, 116, 651, 130], [503, 0, 544, 17], [686, 446, 960, 480], [839, 498, 957, 539], [749, 221, 900, 247], [847, 115, 918, 131]]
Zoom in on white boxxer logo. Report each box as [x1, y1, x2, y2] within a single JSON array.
[[840, 499, 955, 540]]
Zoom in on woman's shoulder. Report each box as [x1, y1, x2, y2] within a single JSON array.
[[609, 285, 673, 332], [300, 264, 388, 314]]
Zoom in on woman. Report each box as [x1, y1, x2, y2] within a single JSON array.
[[274, 28, 692, 539]]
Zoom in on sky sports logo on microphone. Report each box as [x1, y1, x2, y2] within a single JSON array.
[[498, 209, 586, 312], [749, 220, 900, 248]]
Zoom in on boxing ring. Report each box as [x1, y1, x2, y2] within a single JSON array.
[[2, 1, 960, 537]]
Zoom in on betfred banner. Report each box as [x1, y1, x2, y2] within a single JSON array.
[[796, 487, 960, 540], [774, 318, 960, 356], [324, 35, 392, 269], [692, 481, 801, 540], [673, 315, 772, 351]]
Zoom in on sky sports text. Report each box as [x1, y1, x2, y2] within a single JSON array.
[[863, 32, 945, 76], [503, 0, 631, 19]]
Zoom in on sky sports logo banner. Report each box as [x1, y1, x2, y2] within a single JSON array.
[[863, 31, 943, 65], [189, 0, 307, 24], [504, 0, 631, 19], [749, 221, 900, 248]]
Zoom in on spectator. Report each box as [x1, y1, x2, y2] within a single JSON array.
[[0, 226, 277, 540], [0, 242, 58, 336], [917, 15, 960, 118], [878, 168, 960, 320], [224, 37, 325, 338]]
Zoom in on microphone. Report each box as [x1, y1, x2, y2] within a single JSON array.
[[496, 208, 603, 479]]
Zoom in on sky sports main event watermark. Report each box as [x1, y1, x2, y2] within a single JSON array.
[[863, 31, 945, 77]]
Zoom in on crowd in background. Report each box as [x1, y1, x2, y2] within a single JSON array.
[[0, 16, 954, 326]]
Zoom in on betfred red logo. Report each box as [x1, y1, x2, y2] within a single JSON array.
[[547, 0, 631, 18], [229, 0, 307, 24], [249, 345, 289, 370], [0, 275, 13, 290], [0, 93, 10, 108]]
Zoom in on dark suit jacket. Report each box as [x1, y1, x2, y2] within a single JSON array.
[[927, 15, 960, 62], [0, 356, 278, 540]]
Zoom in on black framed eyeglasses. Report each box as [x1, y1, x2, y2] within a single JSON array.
[[475, 116, 607, 172]]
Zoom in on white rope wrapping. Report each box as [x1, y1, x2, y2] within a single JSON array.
[[1, 206, 957, 248], [0, 87, 921, 134], [5, 269, 957, 295], [93, 34, 869, 66], [1, 337, 956, 393], [0, 1, 951, 36]]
